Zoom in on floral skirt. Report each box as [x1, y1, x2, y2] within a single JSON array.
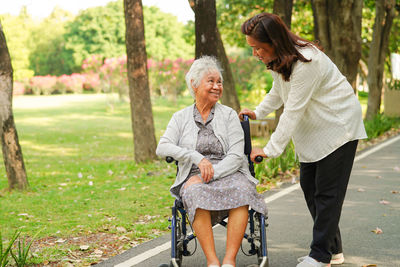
[[179, 171, 268, 225]]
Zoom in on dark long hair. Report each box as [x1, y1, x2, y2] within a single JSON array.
[[242, 13, 315, 81]]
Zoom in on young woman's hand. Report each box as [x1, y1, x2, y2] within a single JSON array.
[[250, 147, 268, 163], [198, 158, 214, 183], [238, 108, 256, 120]]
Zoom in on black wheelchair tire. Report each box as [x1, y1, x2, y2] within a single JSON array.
[[170, 211, 184, 267]]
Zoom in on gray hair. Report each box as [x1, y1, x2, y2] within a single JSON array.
[[185, 56, 223, 98]]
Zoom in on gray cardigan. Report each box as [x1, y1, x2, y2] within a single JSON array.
[[156, 103, 258, 198]]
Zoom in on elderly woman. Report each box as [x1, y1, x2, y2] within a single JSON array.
[[156, 56, 267, 267]]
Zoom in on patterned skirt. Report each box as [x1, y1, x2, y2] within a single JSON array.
[[179, 171, 268, 225]]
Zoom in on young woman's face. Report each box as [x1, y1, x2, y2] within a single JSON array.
[[246, 35, 277, 65], [193, 70, 223, 105]]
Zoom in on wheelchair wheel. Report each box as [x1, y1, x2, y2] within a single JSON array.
[[170, 209, 184, 267]]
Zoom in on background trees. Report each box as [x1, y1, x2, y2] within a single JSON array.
[[366, 0, 397, 120], [190, 0, 241, 112], [311, 0, 363, 91]]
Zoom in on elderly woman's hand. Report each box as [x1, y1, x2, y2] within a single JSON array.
[[238, 108, 256, 120], [198, 158, 214, 183]]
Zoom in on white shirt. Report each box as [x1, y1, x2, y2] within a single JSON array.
[[255, 46, 367, 162]]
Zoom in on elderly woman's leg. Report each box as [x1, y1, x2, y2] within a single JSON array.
[[223, 205, 249, 266], [192, 208, 220, 266]]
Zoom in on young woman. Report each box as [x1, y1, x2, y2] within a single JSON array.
[[239, 13, 367, 267]]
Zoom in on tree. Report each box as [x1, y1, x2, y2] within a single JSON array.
[[365, 0, 397, 120], [0, 21, 28, 190], [311, 0, 363, 90], [124, 0, 157, 162], [189, 0, 241, 112]]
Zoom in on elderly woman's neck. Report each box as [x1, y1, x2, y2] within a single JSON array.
[[195, 101, 215, 123]]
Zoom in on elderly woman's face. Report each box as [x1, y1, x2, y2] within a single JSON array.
[[194, 70, 223, 104]]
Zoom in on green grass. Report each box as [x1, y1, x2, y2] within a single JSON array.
[[0, 94, 193, 251]]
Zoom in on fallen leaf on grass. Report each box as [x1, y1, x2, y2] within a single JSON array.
[[357, 188, 365, 192], [391, 190, 399, 194], [55, 238, 66, 243], [379, 200, 390, 205], [116, 226, 127, 233], [394, 166, 400, 172], [371, 227, 383, 234], [117, 187, 126, 191], [80, 245, 90, 251], [362, 265, 377, 267]]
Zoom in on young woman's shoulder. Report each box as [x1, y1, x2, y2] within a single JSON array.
[[298, 45, 321, 61]]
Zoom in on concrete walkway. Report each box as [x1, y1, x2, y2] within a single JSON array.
[[97, 135, 400, 267]]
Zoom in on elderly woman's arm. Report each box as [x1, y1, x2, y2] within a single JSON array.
[[156, 115, 204, 165], [212, 110, 246, 180]]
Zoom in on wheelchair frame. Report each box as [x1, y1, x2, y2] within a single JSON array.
[[161, 115, 269, 267]]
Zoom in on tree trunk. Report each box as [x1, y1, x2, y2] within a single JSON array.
[[273, 0, 293, 127], [0, 22, 28, 190], [311, 0, 363, 91], [365, 0, 396, 120], [190, 0, 241, 113], [124, 0, 157, 162]]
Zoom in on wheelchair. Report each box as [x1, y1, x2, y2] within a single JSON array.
[[159, 115, 269, 267]]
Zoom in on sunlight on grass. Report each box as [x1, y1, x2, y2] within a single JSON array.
[[20, 141, 79, 156]]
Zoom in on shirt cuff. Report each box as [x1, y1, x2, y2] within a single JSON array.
[[191, 151, 204, 165]]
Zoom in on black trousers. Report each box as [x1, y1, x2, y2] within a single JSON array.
[[300, 140, 358, 263]]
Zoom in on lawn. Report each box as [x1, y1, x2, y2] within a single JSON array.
[[0, 94, 193, 265], [0, 93, 398, 265]]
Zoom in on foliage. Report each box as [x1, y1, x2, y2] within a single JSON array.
[[0, 8, 35, 80], [10, 230, 41, 267], [229, 55, 273, 104], [61, 1, 126, 73], [217, 0, 272, 48], [29, 7, 75, 76], [143, 6, 193, 61], [364, 113, 400, 140], [254, 141, 298, 183], [62, 1, 192, 74], [0, 231, 19, 267]]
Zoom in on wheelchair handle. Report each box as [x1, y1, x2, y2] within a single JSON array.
[[166, 156, 175, 163], [255, 156, 264, 163]]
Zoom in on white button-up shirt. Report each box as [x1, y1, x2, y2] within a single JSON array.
[[255, 46, 367, 162]]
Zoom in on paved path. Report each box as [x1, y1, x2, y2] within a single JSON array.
[[97, 135, 400, 267]]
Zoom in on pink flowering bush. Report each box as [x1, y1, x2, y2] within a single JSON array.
[[16, 54, 269, 101], [13, 81, 26, 95], [30, 75, 57, 95]]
